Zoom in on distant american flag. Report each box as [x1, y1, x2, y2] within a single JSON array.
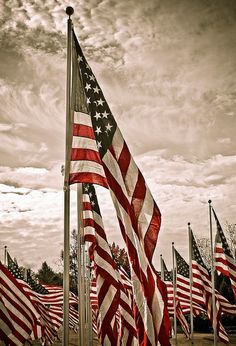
[[191, 229, 229, 343], [213, 208, 236, 298], [68, 28, 170, 346]]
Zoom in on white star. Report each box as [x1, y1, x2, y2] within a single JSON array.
[[105, 123, 113, 131], [87, 97, 91, 104], [94, 112, 101, 120], [97, 98, 105, 106], [85, 83, 91, 91], [78, 56, 83, 63], [89, 192, 93, 197], [95, 126, 102, 135], [93, 86, 100, 93], [89, 75, 95, 81], [91, 201, 95, 206], [102, 110, 109, 118], [84, 186, 89, 191], [97, 141, 102, 149]]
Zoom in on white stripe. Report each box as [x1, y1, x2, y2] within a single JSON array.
[[72, 135, 98, 151], [103, 138, 131, 201], [74, 111, 92, 126], [70, 160, 105, 176]]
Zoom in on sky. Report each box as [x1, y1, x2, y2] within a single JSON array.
[[0, 0, 236, 272]]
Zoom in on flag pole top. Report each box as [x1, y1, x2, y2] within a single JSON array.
[[66, 6, 74, 17], [188, 222, 191, 226], [4, 245, 7, 249], [208, 199, 212, 204]]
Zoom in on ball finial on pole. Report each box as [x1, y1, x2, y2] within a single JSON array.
[[66, 6, 74, 17], [208, 199, 212, 204]]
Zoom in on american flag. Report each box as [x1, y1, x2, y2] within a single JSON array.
[[0, 263, 40, 346], [190, 229, 229, 343], [160, 256, 190, 338], [69, 29, 170, 346], [213, 208, 236, 298], [175, 248, 206, 307], [83, 183, 137, 345], [6, 252, 78, 345]]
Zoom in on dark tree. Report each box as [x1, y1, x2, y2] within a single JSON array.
[[36, 261, 62, 286]]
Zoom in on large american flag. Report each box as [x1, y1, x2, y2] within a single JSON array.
[[68, 29, 170, 346], [213, 208, 236, 298]]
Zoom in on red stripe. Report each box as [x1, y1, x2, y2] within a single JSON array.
[[69, 172, 108, 187], [73, 123, 95, 139], [117, 142, 131, 179], [71, 148, 102, 163]]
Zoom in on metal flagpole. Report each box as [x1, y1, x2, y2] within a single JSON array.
[[160, 254, 164, 281], [4, 245, 7, 266], [77, 183, 86, 346], [63, 6, 74, 346], [172, 242, 178, 345], [188, 222, 194, 341], [208, 200, 217, 346], [85, 248, 93, 345]]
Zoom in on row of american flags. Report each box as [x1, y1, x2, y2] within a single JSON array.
[[1, 14, 236, 345], [1, 201, 236, 345]]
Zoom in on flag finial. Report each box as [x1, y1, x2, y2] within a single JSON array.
[[66, 6, 74, 17], [188, 222, 191, 226], [208, 199, 212, 204]]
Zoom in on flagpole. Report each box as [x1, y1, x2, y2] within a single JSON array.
[[172, 242, 178, 345], [209, 200, 217, 346], [188, 222, 194, 341], [85, 248, 93, 345], [4, 245, 7, 266], [63, 7, 74, 346], [160, 254, 164, 281], [77, 183, 86, 345]]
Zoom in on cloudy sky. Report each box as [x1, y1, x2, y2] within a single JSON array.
[[0, 0, 236, 272]]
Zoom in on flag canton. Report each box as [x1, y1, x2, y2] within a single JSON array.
[[175, 249, 189, 278], [83, 183, 101, 216], [162, 258, 173, 281], [164, 269, 173, 282], [192, 233, 208, 271], [213, 209, 233, 258], [27, 271, 49, 295], [73, 33, 117, 158], [7, 253, 25, 280]]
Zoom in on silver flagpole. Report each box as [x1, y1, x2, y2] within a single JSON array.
[[85, 248, 93, 345], [209, 200, 217, 346], [63, 7, 74, 346], [4, 245, 7, 266], [160, 254, 164, 281], [172, 242, 178, 345], [77, 183, 85, 345], [188, 222, 194, 340]]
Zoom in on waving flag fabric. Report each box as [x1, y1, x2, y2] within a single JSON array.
[[213, 208, 236, 298], [6, 252, 78, 345], [190, 230, 229, 343], [160, 257, 190, 338], [0, 263, 40, 346], [83, 183, 138, 345], [69, 29, 170, 346]]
